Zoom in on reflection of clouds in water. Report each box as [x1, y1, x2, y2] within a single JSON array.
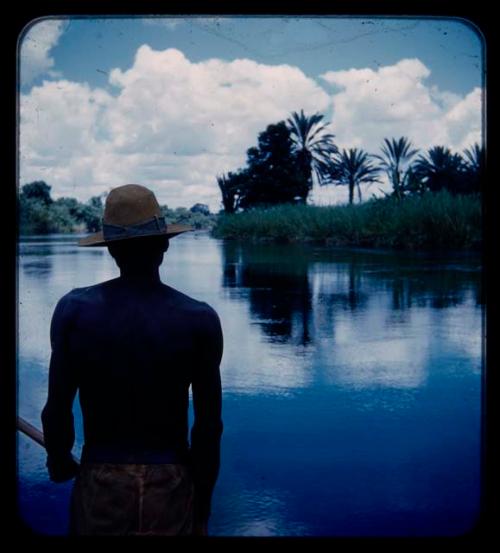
[[18, 359, 50, 423], [78, 251, 117, 284], [164, 236, 315, 393], [326, 299, 483, 390], [311, 268, 429, 389], [218, 487, 308, 537], [237, 520, 278, 537], [161, 234, 222, 298], [19, 245, 117, 444], [431, 303, 483, 373], [21, 260, 53, 278], [18, 236, 484, 536], [328, 337, 429, 389], [317, 304, 430, 389], [19, 246, 116, 363], [18, 283, 54, 363], [311, 262, 359, 291], [19, 235, 483, 399], [231, 490, 285, 536], [310, 264, 482, 390], [220, 246, 480, 393], [217, 298, 313, 394]]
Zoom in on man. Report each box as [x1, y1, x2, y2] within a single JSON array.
[[41, 184, 223, 536]]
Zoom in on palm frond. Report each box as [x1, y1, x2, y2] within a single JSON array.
[[286, 109, 338, 186]]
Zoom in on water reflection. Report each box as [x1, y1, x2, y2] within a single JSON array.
[[381, 267, 482, 311], [19, 241, 54, 279], [18, 235, 483, 536], [222, 242, 313, 346], [21, 259, 54, 278], [221, 242, 482, 352]]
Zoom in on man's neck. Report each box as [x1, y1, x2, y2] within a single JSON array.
[[119, 267, 162, 283]]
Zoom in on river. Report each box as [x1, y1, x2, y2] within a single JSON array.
[[17, 232, 483, 536]]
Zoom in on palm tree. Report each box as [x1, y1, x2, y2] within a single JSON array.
[[330, 148, 382, 204], [375, 137, 419, 199], [463, 143, 485, 194], [401, 166, 426, 196], [217, 173, 240, 213], [412, 146, 466, 194], [286, 110, 338, 192]]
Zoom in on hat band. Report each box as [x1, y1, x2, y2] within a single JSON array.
[[102, 215, 167, 241]]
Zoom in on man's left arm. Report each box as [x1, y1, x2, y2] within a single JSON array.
[[41, 294, 79, 482], [190, 304, 223, 529]]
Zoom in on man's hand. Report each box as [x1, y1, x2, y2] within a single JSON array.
[[47, 456, 79, 483]]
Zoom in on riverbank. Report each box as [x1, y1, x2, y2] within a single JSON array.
[[18, 181, 217, 235], [212, 191, 481, 250], [19, 207, 217, 235]]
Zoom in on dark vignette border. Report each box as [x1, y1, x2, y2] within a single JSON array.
[[2, 0, 496, 544]]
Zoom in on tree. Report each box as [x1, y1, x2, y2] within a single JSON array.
[[51, 197, 85, 231], [463, 143, 484, 194], [217, 171, 250, 213], [19, 181, 53, 234], [286, 110, 338, 190], [401, 167, 427, 196], [217, 173, 239, 214], [80, 196, 104, 232], [238, 121, 308, 209], [55, 197, 84, 218], [412, 146, 466, 194], [19, 198, 53, 234], [88, 195, 104, 211], [20, 181, 53, 205], [18, 185, 106, 234], [375, 137, 419, 199], [190, 203, 210, 215], [329, 148, 382, 204]]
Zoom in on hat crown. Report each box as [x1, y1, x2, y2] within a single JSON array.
[[104, 184, 162, 227]]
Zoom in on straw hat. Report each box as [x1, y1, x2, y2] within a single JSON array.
[[78, 184, 193, 247]]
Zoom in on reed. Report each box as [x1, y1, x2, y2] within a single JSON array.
[[212, 191, 481, 250]]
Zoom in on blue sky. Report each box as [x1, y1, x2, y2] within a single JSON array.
[[26, 17, 483, 95], [19, 16, 484, 210]]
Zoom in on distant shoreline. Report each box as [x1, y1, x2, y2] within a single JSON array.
[[18, 229, 212, 240], [18, 191, 482, 252]]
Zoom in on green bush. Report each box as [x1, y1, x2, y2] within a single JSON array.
[[18, 182, 217, 235], [161, 205, 217, 230]]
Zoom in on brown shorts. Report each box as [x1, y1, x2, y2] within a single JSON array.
[[69, 463, 194, 536]]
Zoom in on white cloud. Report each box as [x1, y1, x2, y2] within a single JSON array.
[[106, 45, 329, 157], [20, 50, 482, 211], [20, 19, 66, 84], [443, 87, 483, 151], [320, 58, 482, 154], [20, 45, 330, 210], [310, 58, 483, 205]]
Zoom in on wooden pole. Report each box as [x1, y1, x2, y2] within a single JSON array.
[[17, 416, 45, 448], [17, 416, 79, 464]]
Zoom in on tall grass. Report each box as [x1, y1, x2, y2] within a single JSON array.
[[212, 191, 482, 250]]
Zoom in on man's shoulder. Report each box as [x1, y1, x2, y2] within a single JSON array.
[[50, 284, 109, 330], [53, 280, 123, 318], [167, 289, 222, 338], [163, 285, 218, 318], [55, 281, 219, 324], [58, 280, 114, 304]]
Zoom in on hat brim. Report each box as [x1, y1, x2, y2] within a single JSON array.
[[78, 224, 194, 247]]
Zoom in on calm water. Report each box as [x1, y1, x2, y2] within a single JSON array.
[[17, 233, 483, 536]]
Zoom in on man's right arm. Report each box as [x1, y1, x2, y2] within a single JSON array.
[[190, 304, 223, 527], [41, 294, 79, 483]]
